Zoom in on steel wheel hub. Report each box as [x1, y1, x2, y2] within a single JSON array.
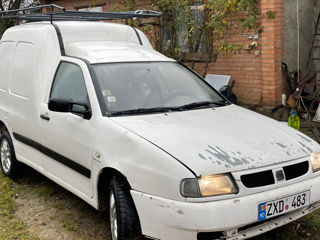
[[1, 139, 11, 174], [110, 191, 118, 240]]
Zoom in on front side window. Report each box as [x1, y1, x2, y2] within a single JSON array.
[[50, 62, 89, 111], [92, 62, 226, 115]]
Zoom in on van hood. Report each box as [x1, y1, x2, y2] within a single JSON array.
[[110, 105, 319, 176]]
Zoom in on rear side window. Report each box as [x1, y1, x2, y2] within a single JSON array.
[[50, 62, 89, 110], [0, 41, 14, 91], [10, 42, 34, 98]]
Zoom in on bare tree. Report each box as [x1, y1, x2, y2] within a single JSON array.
[[0, 0, 37, 36]]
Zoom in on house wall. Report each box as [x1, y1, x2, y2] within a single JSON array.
[[190, 0, 284, 106], [42, 0, 285, 106], [196, 0, 284, 106]]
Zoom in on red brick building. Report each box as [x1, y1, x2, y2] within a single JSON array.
[[40, 0, 319, 107]]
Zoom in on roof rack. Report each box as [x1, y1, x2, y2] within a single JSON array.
[[0, 4, 162, 23]]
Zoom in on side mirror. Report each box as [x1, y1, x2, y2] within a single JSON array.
[[48, 98, 73, 112], [48, 98, 92, 120]]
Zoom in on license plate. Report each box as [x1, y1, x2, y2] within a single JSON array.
[[258, 190, 310, 221]]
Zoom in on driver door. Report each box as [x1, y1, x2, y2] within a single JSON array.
[[39, 60, 97, 198]]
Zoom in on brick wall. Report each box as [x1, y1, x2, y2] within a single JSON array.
[[42, 0, 284, 106], [192, 0, 284, 106], [260, 0, 284, 106]]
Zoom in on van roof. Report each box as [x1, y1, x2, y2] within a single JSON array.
[[66, 41, 173, 64], [3, 21, 173, 64]]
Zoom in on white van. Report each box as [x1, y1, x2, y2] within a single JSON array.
[[1, 9, 320, 240]]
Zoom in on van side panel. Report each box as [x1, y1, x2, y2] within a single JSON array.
[[0, 41, 14, 129], [8, 39, 41, 167], [10, 42, 34, 99], [0, 27, 50, 168], [0, 41, 14, 92]]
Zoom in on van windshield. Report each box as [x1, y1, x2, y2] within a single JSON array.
[[92, 62, 226, 116]]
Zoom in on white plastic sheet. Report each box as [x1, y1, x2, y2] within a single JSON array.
[[205, 74, 230, 90]]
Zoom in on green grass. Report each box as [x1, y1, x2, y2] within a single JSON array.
[[49, 214, 57, 221], [34, 184, 57, 198], [0, 172, 39, 240], [52, 202, 63, 210], [0, 220, 39, 240], [60, 218, 77, 232]]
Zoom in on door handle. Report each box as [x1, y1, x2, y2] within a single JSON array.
[[40, 114, 50, 121]]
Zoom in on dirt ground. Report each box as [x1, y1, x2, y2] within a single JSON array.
[[12, 168, 109, 240]]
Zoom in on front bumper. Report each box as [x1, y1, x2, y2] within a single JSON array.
[[131, 175, 320, 240]]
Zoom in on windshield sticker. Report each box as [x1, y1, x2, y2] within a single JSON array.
[[107, 96, 116, 103], [141, 82, 150, 96], [102, 89, 112, 97]]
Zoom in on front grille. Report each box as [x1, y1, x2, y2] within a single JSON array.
[[283, 161, 309, 180], [241, 170, 275, 188], [240, 161, 310, 188]]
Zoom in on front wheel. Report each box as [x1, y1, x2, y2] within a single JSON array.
[[109, 176, 142, 240], [0, 131, 19, 177]]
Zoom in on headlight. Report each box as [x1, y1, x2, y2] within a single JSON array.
[[181, 174, 238, 198], [311, 152, 320, 172]]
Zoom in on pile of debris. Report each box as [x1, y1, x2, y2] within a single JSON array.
[[269, 62, 320, 142]]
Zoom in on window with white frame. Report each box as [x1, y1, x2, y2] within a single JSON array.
[[78, 6, 103, 12], [162, 2, 206, 53]]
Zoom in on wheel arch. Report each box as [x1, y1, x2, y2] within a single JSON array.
[[97, 167, 131, 211], [0, 120, 9, 134]]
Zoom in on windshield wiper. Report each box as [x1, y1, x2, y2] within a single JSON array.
[[178, 100, 229, 110], [107, 107, 180, 116], [108, 100, 229, 116]]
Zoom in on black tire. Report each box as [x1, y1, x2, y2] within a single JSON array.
[[0, 131, 19, 177], [109, 176, 143, 240]]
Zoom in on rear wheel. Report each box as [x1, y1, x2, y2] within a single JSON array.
[[109, 176, 142, 240], [0, 131, 19, 177]]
